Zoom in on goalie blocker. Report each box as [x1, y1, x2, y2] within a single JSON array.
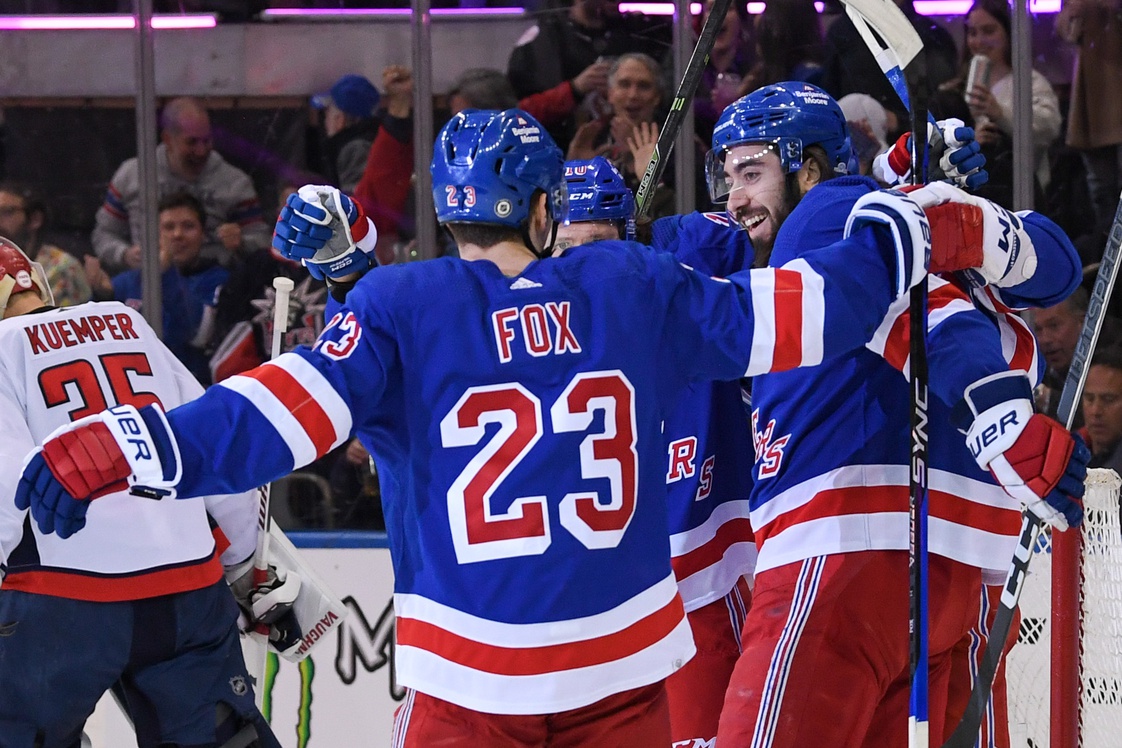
[[228, 523, 349, 662]]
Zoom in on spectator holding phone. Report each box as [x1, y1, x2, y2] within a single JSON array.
[[942, 0, 1061, 207]]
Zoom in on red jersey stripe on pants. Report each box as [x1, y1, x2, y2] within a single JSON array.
[[716, 551, 982, 747], [666, 575, 752, 747], [390, 681, 670, 747], [944, 583, 1018, 748]]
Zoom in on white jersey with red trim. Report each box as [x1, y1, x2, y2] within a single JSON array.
[[0, 302, 257, 601], [749, 178, 1079, 578], [156, 237, 903, 715], [651, 212, 757, 611]]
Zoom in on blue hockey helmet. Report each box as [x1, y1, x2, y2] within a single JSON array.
[[563, 157, 635, 224], [431, 108, 567, 229], [706, 82, 853, 203]]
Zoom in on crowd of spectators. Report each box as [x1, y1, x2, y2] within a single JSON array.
[[3, 0, 1122, 530]]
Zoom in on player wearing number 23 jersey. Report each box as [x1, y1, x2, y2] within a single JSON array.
[[16, 109, 931, 743]]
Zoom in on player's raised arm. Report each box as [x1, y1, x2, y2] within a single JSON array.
[[14, 300, 389, 536]]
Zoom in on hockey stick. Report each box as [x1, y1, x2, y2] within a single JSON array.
[[633, 0, 733, 219], [941, 190, 1122, 748], [839, 2, 932, 745], [249, 275, 295, 710]]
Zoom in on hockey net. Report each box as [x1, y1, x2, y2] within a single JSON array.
[[1005, 468, 1122, 747]]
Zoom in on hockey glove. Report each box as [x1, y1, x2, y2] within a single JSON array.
[[902, 182, 1037, 288], [227, 559, 304, 653], [14, 404, 180, 538], [844, 190, 930, 297], [872, 118, 988, 190], [272, 186, 378, 281], [959, 371, 1090, 531]]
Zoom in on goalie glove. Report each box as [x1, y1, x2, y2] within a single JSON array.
[[844, 189, 930, 297], [15, 404, 180, 539], [958, 371, 1090, 531], [872, 118, 988, 190], [227, 558, 304, 654], [272, 185, 378, 280]]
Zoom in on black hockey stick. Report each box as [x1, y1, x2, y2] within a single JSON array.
[[633, 0, 733, 219], [840, 2, 932, 742], [942, 191, 1122, 748]]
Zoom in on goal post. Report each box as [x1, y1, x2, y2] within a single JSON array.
[[1005, 467, 1122, 747]]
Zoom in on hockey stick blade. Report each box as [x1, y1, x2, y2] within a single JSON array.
[[634, 0, 733, 218], [942, 188, 1122, 748], [845, 4, 919, 111], [840, 0, 922, 68]]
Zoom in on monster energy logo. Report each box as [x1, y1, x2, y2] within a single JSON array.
[[263, 597, 402, 747]]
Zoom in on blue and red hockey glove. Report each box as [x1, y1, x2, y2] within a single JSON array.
[[873, 118, 988, 190], [958, 371, 1090, 531], [15, 404, 179, 538], [272, 185, 378, 280]]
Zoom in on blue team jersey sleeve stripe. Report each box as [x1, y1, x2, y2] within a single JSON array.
[[787, 259, 826, 368], [747, 269, 778, 374], [164, 385, 298, 497], [222, 353, 354, 466]]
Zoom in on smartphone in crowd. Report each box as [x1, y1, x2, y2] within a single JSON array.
[[965, 55, 992, 100]]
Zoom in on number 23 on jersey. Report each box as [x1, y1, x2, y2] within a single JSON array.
[[440, 370, 638, 564]]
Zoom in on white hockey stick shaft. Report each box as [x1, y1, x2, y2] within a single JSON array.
[[256, 276, 295, 580], [250, 275, 295, 709]]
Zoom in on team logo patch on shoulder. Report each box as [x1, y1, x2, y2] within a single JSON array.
[[509, 277, 542, 290]]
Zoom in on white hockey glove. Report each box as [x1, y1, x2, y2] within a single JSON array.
[[899, 182, 1037, 288], [272, 185, 378, 280], [872, 118, 988, 190], [227, 558, 304, 653], [844, 190, 930, 297], [957, 371, 1090, 531]]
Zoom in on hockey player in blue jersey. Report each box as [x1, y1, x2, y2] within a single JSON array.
[[14, 108, 937, 745], [703, 83, 1089, 747], [555, 157, 755, 748]]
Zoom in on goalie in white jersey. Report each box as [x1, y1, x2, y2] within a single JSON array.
[[0, 237, 284, 748]]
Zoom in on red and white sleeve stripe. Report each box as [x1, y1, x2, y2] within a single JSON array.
[[219, 353, 352, 466], [745, 259, 826, 375], [972, 287, 1040, 382], [866, 276, 974, 376]]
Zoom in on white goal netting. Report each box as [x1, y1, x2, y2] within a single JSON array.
[[1006, 468, 1122, 748]]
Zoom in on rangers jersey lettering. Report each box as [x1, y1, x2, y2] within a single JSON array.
[[750, 179, 1078, 577], [0, 303, 257, 601], [652, 212, 758, 611], [156, 236, 901, 714]]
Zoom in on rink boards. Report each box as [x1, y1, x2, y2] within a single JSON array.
[[86, 532, 401, 748]]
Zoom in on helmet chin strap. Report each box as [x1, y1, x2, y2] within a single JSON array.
[[521, 215, 559, 260]]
